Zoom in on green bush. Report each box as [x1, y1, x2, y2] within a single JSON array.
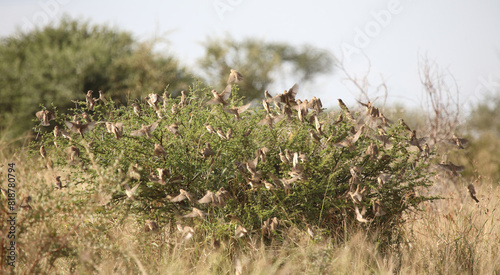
[[0, 17, 193, 139], [30, 82, 436, 246]]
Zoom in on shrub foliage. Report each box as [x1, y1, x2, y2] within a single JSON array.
[[30, 78, 435, 246]]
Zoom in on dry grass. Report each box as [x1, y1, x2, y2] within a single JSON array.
[[1, 144, 500, 275]]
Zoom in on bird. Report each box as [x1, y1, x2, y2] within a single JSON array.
[[467, 183, 479, 203], [54, 176, 63, 189], [124, 182, 141, 200], [177, 223, 195, 240], [66, 146, 80, 165], [204, 123, 216, 134], [257, 114, 285, 128], [261, 219, 273, 237], [262, 99, 272, 114], [154, 144, 167, 157], [306, 224, 315, 238], [40, 145, 46, 159], [226, 128, 233, 140], [130, 122, 159, 138], [227, 69, 243, 84], [131, 103, 141, 117], [85, 90, 99, 111], [372, 200, 386, 217], [264, 90, 273, 102], [276, 83, 299, 106], [167, 189, 195, 202], [216, 127, 228, 140], [437, 161, 465, 176], [145, 93, 161, 110], [36, 110, 56, 126], [308, 129, 321, 143], [198, 189, 226, 207], [64, 121, 97, 138], [398, 118, 412, 132], [128, 163, 142, 180], [409, 130, 427, 150], [156, 168, 169, 185], [179, 90, 187, 107], [309, 96, 323, 113], [313, 115, 324, 135], [235, 225, 248, 238], [365, 142, 379, 159], [348, 185, 367, 204], [200, 143, 214, 159], [106, 122, 123, 140], [183, 207, 208, 219], [171, 103, 178, 115], [224, 103, 252, 120], [144, 220, 159, 232], [166, 123, 181, 137], [337, 99, 354, 120], [206, 85, 232, 106], [332, 125, 365, 149], [279, 152, 288, 164], [355, 206, 369, 223], [444, 134, 469, 149], [82, 112, 92, 123], [98, 90, 108, 104]]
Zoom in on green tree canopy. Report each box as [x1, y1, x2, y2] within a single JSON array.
[[0, 18, 193, 139], [198, 36, 334, 101]]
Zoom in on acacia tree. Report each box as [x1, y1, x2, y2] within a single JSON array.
[[0, 18, 193, 139], [198, 36, 334, 100]]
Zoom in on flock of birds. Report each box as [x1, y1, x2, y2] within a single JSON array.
[[24, 68, 479, 240]]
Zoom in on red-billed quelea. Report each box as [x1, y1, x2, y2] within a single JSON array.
[[206, 84, 232, 106], [85, 90, 99, 111], [130, 122, 159, 138], [224, 103, 252, 120], [40, 145, 46, 159], [275, 83, 299, 107], [257, 114, 284, 128], [54, 176, 63, 189], [167, 189, 195, 202], [200, 143, 214, 159], [144, 220, 159, 232], [145, 93, 161, 110], [65, 121, 97, 138], [131, 103, 141, 117], [66, 146, 80, 165], [124, 182, 141, 200], [227, 69, 243, 84], [355, 206, 369, 223], [183, 207, 208, 219], [235, 225, 248, 238], [467, 183, 479, 203], [36, 110, 56, 126], [445, 134, 469, 149]]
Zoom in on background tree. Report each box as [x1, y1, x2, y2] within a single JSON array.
[[198, 36, 333, 101], [461, 92, 500, 181], [0, 17, 193, 139]]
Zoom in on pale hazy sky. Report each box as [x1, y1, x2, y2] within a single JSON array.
[[1, 0, 499, 110]]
